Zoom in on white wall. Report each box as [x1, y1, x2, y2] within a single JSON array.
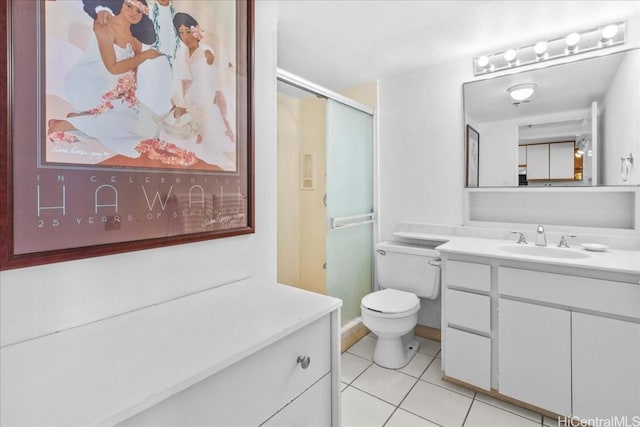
[[602, 50, 640, 185], [476, 119, 518, 187], [0, 1, 278, 350], [378, 59, 470, 327], [378, 58, 469, 242]]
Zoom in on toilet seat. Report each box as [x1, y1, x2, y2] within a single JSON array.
[[361, 289, 420, 318]]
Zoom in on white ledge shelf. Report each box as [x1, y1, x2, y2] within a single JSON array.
[[391, 231, 450, 243], [465, 186, 639, 231]]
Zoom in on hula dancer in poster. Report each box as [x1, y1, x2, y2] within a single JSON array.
[[47, 0, 162, 158], [167, 12, 235, 168], [138, 0, 180, 115], [82, 0, 179, 116]]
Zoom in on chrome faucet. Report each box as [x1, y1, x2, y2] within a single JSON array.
[[557, 234, 577, 248], [535, 225, 547, 246], [510, 231, 528, 244]]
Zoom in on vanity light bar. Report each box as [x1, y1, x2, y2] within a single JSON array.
[[473, 22, 626, 76]]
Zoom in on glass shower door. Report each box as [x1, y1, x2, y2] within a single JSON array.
[[326, 99, 374, 326]]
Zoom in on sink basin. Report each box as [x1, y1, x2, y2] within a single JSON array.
[[498, 244, 590, 259]]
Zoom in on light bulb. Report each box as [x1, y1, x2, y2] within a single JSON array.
[[534, 41, 547, 56], [504, 49, 517, 63], [601, 24, 618, 40], [566, 32, 580, 48], [477, 55, 490, 68]]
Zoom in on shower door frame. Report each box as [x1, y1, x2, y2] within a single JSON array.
[[276, 68, 379, 303]]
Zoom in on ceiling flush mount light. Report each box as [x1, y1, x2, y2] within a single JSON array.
[[508, 83, 537, 101], [472, 22, 626, 76]]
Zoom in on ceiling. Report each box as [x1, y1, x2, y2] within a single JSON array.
[[276, 1, 640, 93]]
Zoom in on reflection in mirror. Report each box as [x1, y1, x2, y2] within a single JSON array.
[[464, 48, 639, 188], [518, 119, 592, 186]]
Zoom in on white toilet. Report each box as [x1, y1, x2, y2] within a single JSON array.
[[361, 241, 441, 369]]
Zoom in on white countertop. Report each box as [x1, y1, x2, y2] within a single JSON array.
[[0, 279, 342, 426], [393, 231, 640, 276]]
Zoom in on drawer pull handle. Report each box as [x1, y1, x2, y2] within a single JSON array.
[[297, 355, 311, 369]]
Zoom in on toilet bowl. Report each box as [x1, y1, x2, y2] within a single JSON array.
[[361, 241, 441, 369]]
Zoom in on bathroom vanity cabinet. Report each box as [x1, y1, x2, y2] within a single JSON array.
[[498, 266, 640, 420], [440, 248, 640, 420], [0, 280, 342, 426], [500, 303, 640, 419]]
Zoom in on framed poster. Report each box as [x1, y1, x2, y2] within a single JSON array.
[[1, 0, 254, 270], [466, 124, 479, 187]]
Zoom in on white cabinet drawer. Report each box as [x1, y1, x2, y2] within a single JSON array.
[[262, 373, 332, 426], [446, 260, 491, 292], [499, 267, 640, 319], [446, 289, 490, 333], [444, 327, 491, 390], [118, 315, 331, 427]]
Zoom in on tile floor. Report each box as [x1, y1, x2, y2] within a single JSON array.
[[341, 335, 562, 427]]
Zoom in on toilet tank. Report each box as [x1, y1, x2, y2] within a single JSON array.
[[375, 241, 441, 299]]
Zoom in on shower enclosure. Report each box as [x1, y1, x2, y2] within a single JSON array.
[[276, 70, 375, 326]]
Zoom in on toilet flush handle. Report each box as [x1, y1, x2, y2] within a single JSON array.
[[376, 249, 386, 255], [428, 258, 441, 267], [297, 355, 311, 369]]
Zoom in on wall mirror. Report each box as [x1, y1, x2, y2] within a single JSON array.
[[463, 48, 639, 188]]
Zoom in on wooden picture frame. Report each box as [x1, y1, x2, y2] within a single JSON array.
[[466, 124, 479, 187], [1, 0, 254, 270]]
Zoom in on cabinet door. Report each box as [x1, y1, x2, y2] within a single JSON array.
[[445, 327, 491, 390], [498, 299, 571, 416], [572, 313, 640, 420], [549, 142, 574, 180], [526, 144, 549, 180], [518, 146, 527, 166]]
